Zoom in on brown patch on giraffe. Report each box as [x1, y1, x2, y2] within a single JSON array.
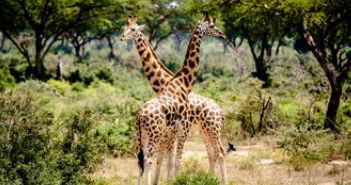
[[184, 76, 189, 87], [145, 66, 150, 73], [149, 71, 155, 78], [153, 80, 160, 86], [188, 75, 193, 83], [183, 68, 189, 75], [139, 49, 145, 56], [181, 92, 186, 100], [189, 43, 195, 51], [190, 52, 196, 57], [195, 57, 199, 64], [144, 52, 151, 60], [188, 59, 195, 68], [152, 87, 159, 92]]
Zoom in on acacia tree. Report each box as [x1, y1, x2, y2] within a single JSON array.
[[215, 0, 291, 87], [131, 0, 195, 50], [0, 0, 115, 79], [288, 0, 351, 133]]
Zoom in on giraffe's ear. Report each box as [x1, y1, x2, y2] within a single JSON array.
[[202, 11, 210, 22], [137, 24, 145, 31]]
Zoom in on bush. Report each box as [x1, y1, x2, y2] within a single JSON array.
[[58, 109, 105, 184], [0, 66, 15, 91], [340, 132, 351, 160], [0, 92, 59, 184], [277, 126, 333, 171], [236, 79, 278, 136], [0, 92, 106, 184], [167, 171, 220, 185]]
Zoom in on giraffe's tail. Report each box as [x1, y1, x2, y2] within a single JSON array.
[[137, 117, 144, 175], [137, 149, 144, 175]]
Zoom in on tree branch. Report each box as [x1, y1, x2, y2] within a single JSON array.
[[301, 20, 334, 83], [2, 31, 32, 67]]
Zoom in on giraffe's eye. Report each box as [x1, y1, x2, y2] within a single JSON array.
[[131, 28, 136, 31]]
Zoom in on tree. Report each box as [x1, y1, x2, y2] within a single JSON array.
[[289, 0, 351, 133], [132, 0, 196, 50], [0, 0, 115, 79], [215, 0, 291, 87]]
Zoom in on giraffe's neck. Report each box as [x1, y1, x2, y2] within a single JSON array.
[[173, 25, 203, 94], [133, 33, 174, 94]]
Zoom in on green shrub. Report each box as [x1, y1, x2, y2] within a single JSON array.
[[167, 170, 220, 185], [72, 82, 85, 92], [66, 65, 95, 86], [47, 79, 71, 95], [0, 92, 59, 184], [0, 66, 15, 91], [340, 132, 351, 160], [0, 92, 106, 184], [236, 79, 278, 136], [95, 66, 114, 84], [58, 109, 105, 184], [277, 126, 333, 171]]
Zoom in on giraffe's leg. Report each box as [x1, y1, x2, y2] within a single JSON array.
[[209, 131, 227, 185], [153, 149, 164, 185], [174, 119, 190, 176], [145, 135, 161, 185], [166, 133, 176, 179], [138, 165, 143, 185], [200, 128, 216, 173]]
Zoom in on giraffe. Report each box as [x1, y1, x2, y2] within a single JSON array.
[[120, 16, 231, 184], [120, 13, 228, 185]]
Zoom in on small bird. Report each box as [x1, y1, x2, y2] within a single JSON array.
[[227, 143, 237, 152]]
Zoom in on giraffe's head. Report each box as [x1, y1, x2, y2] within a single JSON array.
[[120, 16, 145, 41], [198, 11, 226, 39]]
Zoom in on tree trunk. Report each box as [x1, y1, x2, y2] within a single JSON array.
[[0, 33, 6, 52], [106, 36, 115, 62], [74, 44, 83, 62], [34, 37, 45, 79], [247, 36, 272, 88], [253, 57, 271, 88], [55, 55, 63, 81], [325, 81, 342, 133]]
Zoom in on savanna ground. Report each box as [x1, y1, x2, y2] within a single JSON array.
[[1, 36, 351, 185], [93, 133, 351, 185]]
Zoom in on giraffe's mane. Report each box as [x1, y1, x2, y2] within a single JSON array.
[[172, 23, 202, 79], [140, 32, 175, 77]]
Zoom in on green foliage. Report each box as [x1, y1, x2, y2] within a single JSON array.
[[236, 79, 278, 136], [0, 92, 107, 184], [340, 132, 351, 160], [0, 92, 59, 184], [167, 170, 220, 185], [277, 126, 333, 171], [58, 109, 105, 184], [0, 65, 15, 91]]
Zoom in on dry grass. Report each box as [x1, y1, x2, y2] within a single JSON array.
[[92, 132, 351, 185]]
